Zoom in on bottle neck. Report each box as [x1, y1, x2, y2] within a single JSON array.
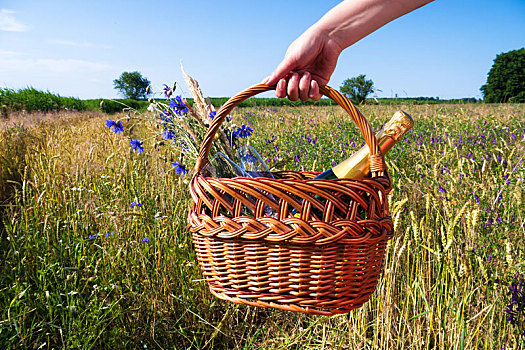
[[376, 128, 397, 154], [331, 127, 396, 179]]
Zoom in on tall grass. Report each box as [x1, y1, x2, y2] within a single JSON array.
[[0, 103, 523, 349]]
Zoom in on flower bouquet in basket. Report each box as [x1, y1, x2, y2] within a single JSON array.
[[105, 63, 264, 185]]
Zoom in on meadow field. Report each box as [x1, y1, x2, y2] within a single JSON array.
[[0, 102, 523, 349]]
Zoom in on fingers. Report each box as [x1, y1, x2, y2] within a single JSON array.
[[309, 80, 322, 101], [273, 72, 322, 101], [276, 79, 287, 98], [287, 72, 300, 101], [298, 72, 311, 102]]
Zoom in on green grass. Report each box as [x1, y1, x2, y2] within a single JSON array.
[[0, 87, 86, 115], [0, 103, 523, 349]]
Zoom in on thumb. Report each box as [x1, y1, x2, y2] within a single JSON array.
[[263, 59, 296, 86]]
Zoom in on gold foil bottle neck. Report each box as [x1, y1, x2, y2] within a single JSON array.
[[382, 110, 414, 142], [332, 110, 414, 179]]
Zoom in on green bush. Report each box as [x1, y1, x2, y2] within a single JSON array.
[[0, 87, 86, 114]]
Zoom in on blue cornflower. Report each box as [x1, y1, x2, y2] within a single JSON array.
[[105, 232, 114, 238], [170, 96, 189, 116], [243, 152, 257, 163], [161, 108, 172, 122], [172, 161, 188, 176], [163, 84, 171, 98], [142, 237, 150, 243], [130, 139, 144, 153], [106, 119, 116, 129], [88, 234, 100, 240], [130, 201, 143, 208], [106, 119, 124, 134], [209, 111, 216, 120], [162, 130, 176, 141], [233, 125, 254, 138]]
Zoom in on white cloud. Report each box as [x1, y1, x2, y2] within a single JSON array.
[[0, 9, 29, 32], [49, 39, 94, 48], [0, 50, 27, 56], [48, 39, 112, 50], [0, 52, 113, 73]]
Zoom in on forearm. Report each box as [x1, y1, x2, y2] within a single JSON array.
[[311, 0, 433, 51]]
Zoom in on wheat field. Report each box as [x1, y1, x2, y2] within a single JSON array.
[[0, 103, 523, 349]]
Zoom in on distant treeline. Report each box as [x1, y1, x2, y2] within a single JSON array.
[[1, 87, 482, 116], [204, 96, 480, 106], [374, 97, 480, 104]]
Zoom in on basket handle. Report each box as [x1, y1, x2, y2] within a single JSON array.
[[193, 83, 386, 176]]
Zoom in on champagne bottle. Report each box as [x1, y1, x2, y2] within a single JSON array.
[[312, 110, 413, 180], [292, 110, 414, 216]]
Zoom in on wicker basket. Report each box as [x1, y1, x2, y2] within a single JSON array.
[[188, 83, 394, 315]]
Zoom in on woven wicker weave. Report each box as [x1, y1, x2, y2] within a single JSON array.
[[188, 83, 394, 315]]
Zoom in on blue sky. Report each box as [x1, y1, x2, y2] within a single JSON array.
[[0, 0, 524, 100]]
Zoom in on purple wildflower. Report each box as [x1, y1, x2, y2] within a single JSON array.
[[172, 161, 188, 176], [162, 130, 176, 141], [161, 108, 172, 122], [163, 84, 171, 98], [130, 139, 144, 153], [142, 237, 150, 243], [233, 125, 254, 138], [243, 152, 257, 164], [506, 276, 524, 332], [106, 119, 124, 134], [170, 96, 189, 116]]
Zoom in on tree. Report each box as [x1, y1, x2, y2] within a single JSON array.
[[113, 71, 151, 100], [340, 74, 374, 104], [480, 48, 525, 103]]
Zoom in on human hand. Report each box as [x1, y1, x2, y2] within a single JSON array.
[[262, 27, 343, 101]]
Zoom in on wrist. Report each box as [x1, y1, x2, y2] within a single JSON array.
[[307, 22, 344, 56]]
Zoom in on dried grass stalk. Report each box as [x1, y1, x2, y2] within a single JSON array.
[[181, 61, 213, 120], [181, 61, 232, 159]]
